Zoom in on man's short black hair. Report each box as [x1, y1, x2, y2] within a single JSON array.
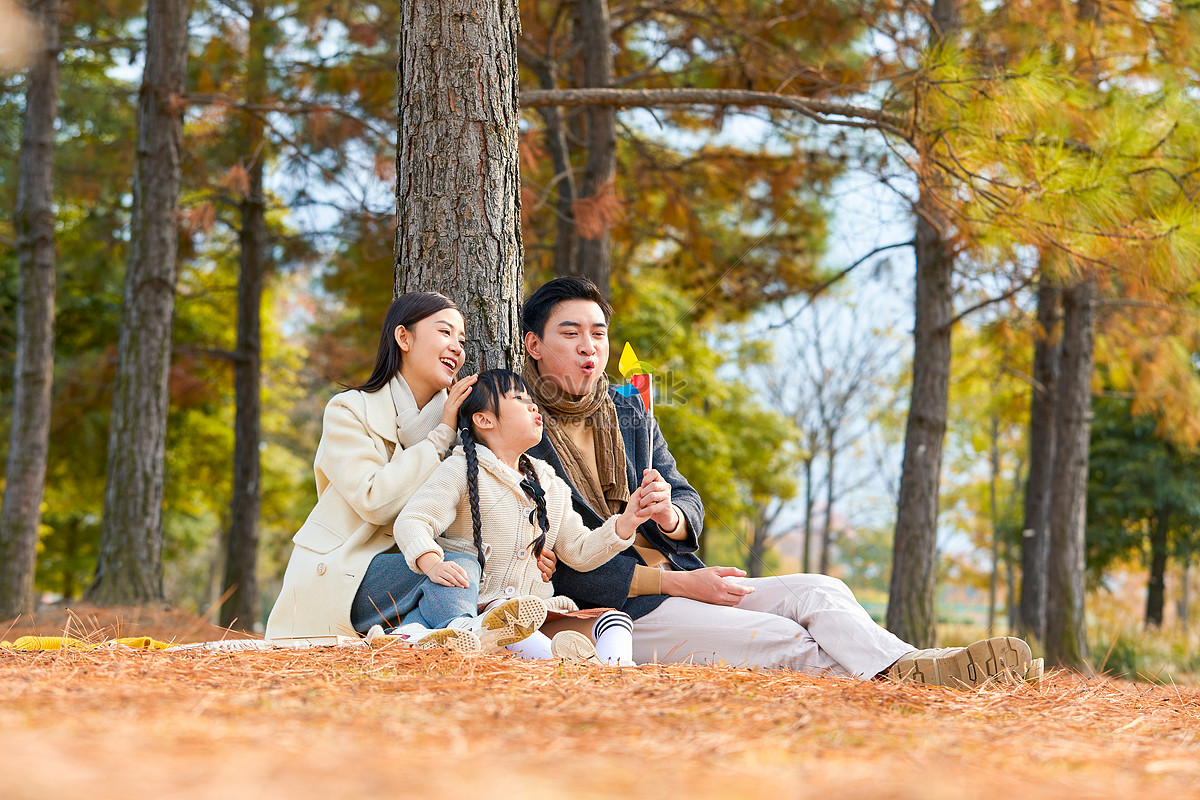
[[522, 276, 614, 339]]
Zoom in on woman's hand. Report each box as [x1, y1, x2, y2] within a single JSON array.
[[417, 552, 472, 588], [615, 487, 653, 541], [441, 373, 478, 429]]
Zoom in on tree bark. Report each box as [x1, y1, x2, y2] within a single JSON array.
[[221, 0, 267, 631], [571, 0, 615, 295], [0, 0, 61, 618], [89, 0, 190, 604], [1145, 506, 1169, 628], [886, 205, 954, 648], [395, 0, 523, 372], [1044, 279, 1095, 671], [1019, 278, 1061, 644], [885, 0, 960, 649]]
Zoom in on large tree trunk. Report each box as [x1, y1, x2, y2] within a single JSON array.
[[89, 0, 190, 604], [0, 0, 61, 618], [885, 0, 960, 649], [571, 0, 615, 295], [1044, 279, 1095, 671], [395, 0, 523, 372], [1145, 506, 1169, 628], [221, 0, 267, 631], [886, 205, 954, 648], [1019, 277, 1061, 644]]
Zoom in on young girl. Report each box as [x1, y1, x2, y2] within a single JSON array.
[[389, 370, 648, 665], [265, 293, 546, 653]]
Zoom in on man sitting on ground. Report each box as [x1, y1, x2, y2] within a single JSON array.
[[521, 277, 1040, 686]]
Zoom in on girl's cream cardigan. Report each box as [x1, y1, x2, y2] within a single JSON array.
[[393, 444, 631, 612]]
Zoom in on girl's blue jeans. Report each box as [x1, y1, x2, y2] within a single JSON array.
[[350, 549, 480, 634]]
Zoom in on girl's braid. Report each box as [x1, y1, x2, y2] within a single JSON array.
[[518, 454, 550, 559], [461, 427, 486, 571]]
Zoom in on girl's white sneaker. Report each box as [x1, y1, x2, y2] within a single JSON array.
[[448, 595, 548, 653], [366, 623, 481, 653], [550, 630, 607, 667]]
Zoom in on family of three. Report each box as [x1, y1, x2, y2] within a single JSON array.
[[265, 277, 1042, 686]]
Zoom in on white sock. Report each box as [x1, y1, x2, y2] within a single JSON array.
[[505, 630, 553, 660], [592, 611, 634, 665]]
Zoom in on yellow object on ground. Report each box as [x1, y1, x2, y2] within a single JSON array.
[[1, 635, 175, 651]]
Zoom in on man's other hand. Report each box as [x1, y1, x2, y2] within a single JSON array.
[[660, 566, 754, 606]]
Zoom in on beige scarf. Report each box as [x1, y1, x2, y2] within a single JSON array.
[[389, 373, 445, 449], [522, 359, 628, 516]]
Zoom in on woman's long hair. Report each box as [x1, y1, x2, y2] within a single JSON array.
[[346, 292, 459, 392], [458, 369, 550, 571]]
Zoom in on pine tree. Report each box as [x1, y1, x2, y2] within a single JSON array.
[[0, 0, 61, 617], [395, 0, 523, 370], [89, 0, 191, 604]]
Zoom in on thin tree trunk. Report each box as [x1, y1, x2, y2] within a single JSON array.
[[0, 0, 61, 618], [571, 0, 615, 296], [1179, 550, 1190, 631], [395, 0, 523, 372], [527, 53, 578, 276], [886, 0, 960, 649], [1145, 506, 1169, 628], [1045, 279, 1095, 671], [89, 0, 190, 604], [221, 0, 267, 631], [988, 415, 1000, 634], [1020, 278, 1061, 644], [746, 511, 764, 578], [802, 453, 815, 573], [820, 441, 835, 575]]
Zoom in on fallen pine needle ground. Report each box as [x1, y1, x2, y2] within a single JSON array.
[[2, 606, 1198, 799]]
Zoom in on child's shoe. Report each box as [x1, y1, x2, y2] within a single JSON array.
[[550, 630, 607, 666], [447, 595, 548, 653], [366, 623, 481, 652]]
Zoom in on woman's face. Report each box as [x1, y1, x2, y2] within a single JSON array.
[[395, 308, 466, 394]]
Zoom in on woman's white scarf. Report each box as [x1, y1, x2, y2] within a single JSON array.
[[389, 373, 446, 449]]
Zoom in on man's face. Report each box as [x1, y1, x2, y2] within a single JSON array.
[[524, 299, 610, 397]]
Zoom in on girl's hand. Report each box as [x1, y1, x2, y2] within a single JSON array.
[[616, 487, 653, 541], [441, 373, 478, 429], [419, 554, 472, 588], [537, 548, 557, 583]]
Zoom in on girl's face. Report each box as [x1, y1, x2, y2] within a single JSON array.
[[396, 309, 466, 394], [474, 389, 543, 453]]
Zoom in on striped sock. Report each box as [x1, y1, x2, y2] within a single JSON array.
[[592, 611, 634, 665]]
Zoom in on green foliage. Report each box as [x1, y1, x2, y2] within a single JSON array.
[[608, 277, 799, 566], [1086, 396, 1200, 583]]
